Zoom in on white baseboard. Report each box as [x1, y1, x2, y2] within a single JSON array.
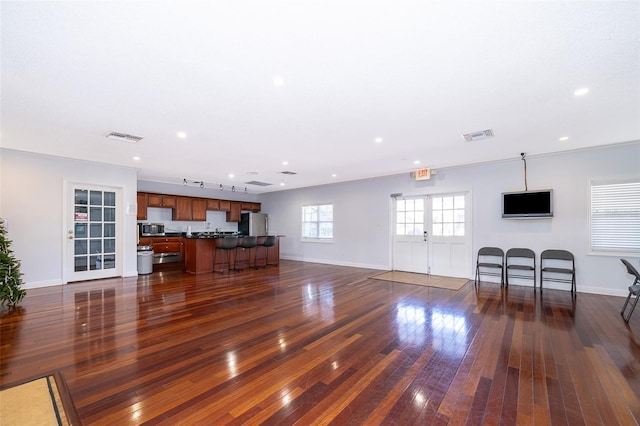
[[23, 279, 63, 289], [280, 255, 388, 271]]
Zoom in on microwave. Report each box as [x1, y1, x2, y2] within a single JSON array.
[[139, 223, 165, 237]]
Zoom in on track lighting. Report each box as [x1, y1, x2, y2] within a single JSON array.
[[182, 179, 205, 188], [232, 186, 235, 192]]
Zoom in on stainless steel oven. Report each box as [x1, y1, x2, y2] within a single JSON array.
[[153, 251, 182, 264]]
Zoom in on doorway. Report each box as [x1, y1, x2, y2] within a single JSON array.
[[65, 183, 122, 283], [392, 192, 471, 278]]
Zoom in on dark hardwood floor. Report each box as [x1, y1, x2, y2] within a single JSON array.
[[1, 260, 639, 425]]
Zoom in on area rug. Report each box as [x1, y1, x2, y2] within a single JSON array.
[[0, 376, 70, 425], [371, 271, 470, 290]]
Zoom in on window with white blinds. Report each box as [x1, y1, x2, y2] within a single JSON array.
[[590, 180, 640, 254]]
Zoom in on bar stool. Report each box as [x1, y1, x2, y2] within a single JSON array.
[[256, 236, 277, 268], [235, 236, 257, 270], [214, 236, 238, 273]]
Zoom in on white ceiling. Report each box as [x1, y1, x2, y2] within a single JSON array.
[[2, 1, 639, 193]]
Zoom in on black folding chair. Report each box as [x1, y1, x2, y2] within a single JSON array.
[[620, 259, 640, 323], [475, 247, 504, 287], [540, 249, 575, 293], [505, 248, 536, 288]]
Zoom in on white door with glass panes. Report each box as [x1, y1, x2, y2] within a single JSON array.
[[428, 193, 471, 278], [394, 197, 428, 273], [394, 193, 471, 277], [65, 184, 121, 282]]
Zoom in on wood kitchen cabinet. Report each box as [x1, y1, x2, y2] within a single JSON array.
[[192, 198, 207, 221], [241, 202, 261, 212], [174, 196, 206, 221], [147, 193, 177, 209], [226, 201, 242, 222], [137, 193, 148, 220], [173, 196, 193, 221], [161, 195, 177, 208], [147, 193, 163, 207], [137, 191, 257, 221]]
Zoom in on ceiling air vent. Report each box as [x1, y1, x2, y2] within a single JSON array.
[[245, 181, 273, 186], [462, 129, 494, 142], [280, 171, 297, 175], [106, 132, 143, 143]]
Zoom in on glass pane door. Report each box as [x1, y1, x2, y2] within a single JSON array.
[[68, 184, 120, 282]]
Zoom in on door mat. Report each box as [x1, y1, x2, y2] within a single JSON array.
[[371, 271, 470, 290], [0, 375, 70, 425]]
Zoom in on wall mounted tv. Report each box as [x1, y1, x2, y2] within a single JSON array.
[[501, 189, 553, 218]]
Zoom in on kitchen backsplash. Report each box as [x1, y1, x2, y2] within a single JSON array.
[[142, 207, 238, 234]]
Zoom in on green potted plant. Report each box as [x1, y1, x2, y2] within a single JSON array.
[[0, 220, 26, 306]]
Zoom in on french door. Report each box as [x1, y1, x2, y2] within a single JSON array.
[[394, 196, 428, 273], [393, 192, 471, 278], [65, 183, 121, 282]]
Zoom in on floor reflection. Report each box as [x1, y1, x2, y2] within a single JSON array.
[[74, 288, 116, 366], [302, 282, 334, 322], [395, 301, 468, 357]]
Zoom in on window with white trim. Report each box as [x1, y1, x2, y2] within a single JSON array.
[[590, 179, 640, 254], [396, 198, 424, 236], [302, 204, 333, 240]]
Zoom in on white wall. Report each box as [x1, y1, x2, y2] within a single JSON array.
[[0, 149, 139, 288], [261, 142, 640, 296]]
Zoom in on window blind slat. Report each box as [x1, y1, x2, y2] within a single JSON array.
[[590, 180, 640, 253]]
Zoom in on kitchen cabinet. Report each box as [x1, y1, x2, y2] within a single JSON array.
[[147, 193, 163, 207], [136, 191, 256, 221], [226, 201, 241, 222], [152, 237, 182, 256], [162, 195, 177, 208], [192, 198, 207, 221], [147, 193, 177, 209], [174, 196, 193, 221], [137, 193, 148, 220], [241, 202, 261, 212], [174, 197, 206, 221]]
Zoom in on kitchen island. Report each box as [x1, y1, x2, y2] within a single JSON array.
[[184, 235, 280, 274]]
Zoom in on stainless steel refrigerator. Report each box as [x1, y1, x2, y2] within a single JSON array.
[[239, 212, 268, 236]]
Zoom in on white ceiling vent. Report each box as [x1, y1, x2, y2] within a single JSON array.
[[462, 129, 494, 142], [245, 180, 273, 186], [280, 171, 297, 175], [106, 132, 143, 143]]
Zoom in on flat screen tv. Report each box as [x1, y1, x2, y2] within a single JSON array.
[[502, 189, 553, 218]]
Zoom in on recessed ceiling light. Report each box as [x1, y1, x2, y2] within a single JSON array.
[[374, 137, 383, 144], [282, 161, 288, 166], [414, 160, 421, 165], [558, 136, 569, 141], [273, 76, 285, 87], [177, 132, 187, 139], [574, 87, 589, 96], [228, 173, 235, 179], [332, 173, 337, 178], [280, 181, 286, 186], [132, 156, 140, 161]]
